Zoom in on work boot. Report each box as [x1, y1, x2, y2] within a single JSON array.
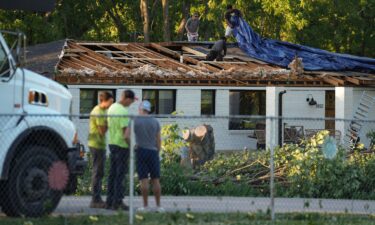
[[90, 199, 106, 209]]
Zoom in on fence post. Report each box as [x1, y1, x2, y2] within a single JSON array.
[[129, 120, 135, 224], [269, 117, 275, 221]]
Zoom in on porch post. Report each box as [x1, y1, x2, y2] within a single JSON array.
[[266, 87, 280, 149], [335, 87, 353, 144]]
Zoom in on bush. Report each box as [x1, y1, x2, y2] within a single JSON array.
[[366, 130, 375, 150], [75, 128, 375, 200]]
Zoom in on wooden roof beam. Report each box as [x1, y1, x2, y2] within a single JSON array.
[[322, 77, 340, 86], [126, 44, 203, 73], [181, 46, 206, 57], [149, 43, 221, 72], [94, 45, 145, 67], [327, 76, 345, 85], [68, 42, 126, 70], [344, 76, 361, 85]]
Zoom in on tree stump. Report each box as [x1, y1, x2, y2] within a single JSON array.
[[182, 124, 215, 168]]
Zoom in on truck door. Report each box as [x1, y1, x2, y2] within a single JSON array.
[[0, 39, 16, 131]]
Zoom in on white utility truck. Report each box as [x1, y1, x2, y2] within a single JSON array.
[[0, 31, 86, 217]]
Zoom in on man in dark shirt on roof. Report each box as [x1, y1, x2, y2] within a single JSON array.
[[225, 4, 242, 37], [206, 37, 227, 61]]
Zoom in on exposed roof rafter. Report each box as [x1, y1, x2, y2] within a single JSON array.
[[55, 40, 375, 87]]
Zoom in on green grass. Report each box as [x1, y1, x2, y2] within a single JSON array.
[[0, 213, 375, 225]]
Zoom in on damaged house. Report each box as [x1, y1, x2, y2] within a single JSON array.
[[54, 40, 375, 151]]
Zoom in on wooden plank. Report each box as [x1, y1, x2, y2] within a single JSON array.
[[95, 45, 144, 67], [79, 53, 121, 70], [59, 59, 85, 70], [182, 46, 206, 57], [200, 61, 247, 64], [327, 76, 345, 85], [77, 42, 129, 46], [69, 57, 99, 69], [95, 50, 147, 54], [110, 57, 166, 61], [65, 49, 87, 53], [63, 53, 79, 57], [322, 77, 339, 86], [125, 44, 192, 71], [68, 42, 126, 70], [233, 56, 268, 65], [183, 54, 235, 60], [344, 76, 361, 85], [128, 43, 208, 73], [149, 43, 222, 72]]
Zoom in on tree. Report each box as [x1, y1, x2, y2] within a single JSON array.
[[161, 0, 170, 41], [0, 0, 372, 57], [102, 0, 128, 42], [140, 0, 150, 43], [176, 0, 191, 41]]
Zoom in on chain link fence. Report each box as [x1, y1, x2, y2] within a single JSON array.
[[0, 114, 375, 223]]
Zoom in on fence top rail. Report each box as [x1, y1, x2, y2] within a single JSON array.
[[1, 113, 375, 123]]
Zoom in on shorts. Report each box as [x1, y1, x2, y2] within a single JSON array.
[[136, 147, 160, 179], [187, 33, 199, 42]]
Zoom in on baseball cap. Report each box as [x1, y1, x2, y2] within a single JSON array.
[[139, 100, 152, 112]]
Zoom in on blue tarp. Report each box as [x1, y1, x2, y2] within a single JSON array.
[[232, 17, 375, 73]]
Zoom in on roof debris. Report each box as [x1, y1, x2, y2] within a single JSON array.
[[55, 40, 375, 87]]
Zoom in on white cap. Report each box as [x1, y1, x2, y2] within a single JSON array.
[[139, 100, 152, 112]]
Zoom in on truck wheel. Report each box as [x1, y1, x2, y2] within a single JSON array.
[[2, 146, 64, 217]]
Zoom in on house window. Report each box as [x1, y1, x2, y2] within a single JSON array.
[[229, 90, 266, 130], [201, 90, 215, 115], [80, 89, 116, 115], [142, 90, 176, 114]]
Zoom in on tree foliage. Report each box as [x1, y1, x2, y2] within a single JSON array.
[[0, 0, 373, 57]]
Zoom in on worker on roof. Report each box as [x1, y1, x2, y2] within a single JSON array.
[[224, 4, 242, 37], [206, 37, 227, 61], [185, 12, 200, 42]]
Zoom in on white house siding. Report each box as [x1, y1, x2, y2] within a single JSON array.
[[67, 85, 374, 152], [265, 87, 329, 148], [176, 89, 200, 116], [282, 89, 326, 128]]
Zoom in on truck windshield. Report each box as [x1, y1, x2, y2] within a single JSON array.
[[0, 43, 10, 77]]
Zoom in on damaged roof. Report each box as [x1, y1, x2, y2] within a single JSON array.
[[26, 40, 65, 78], [55, 40, 375, 87]]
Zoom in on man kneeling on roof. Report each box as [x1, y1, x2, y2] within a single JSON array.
[[206, 37, 227, 61]]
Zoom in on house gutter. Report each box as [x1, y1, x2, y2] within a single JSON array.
[[278, 90, 287, 146]]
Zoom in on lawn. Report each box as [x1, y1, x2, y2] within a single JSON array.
[[0, 213, 374, 225]]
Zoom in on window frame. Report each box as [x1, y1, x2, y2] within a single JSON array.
[[79, 89, 116, 118], [0, 42, 12, 79], [142, 89, 176, 115], [229, 90, 266, 130], [201, 90, 216, 116]]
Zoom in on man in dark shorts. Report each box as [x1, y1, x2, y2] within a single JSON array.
[[206, 37, 227, 61], [126, 100, 164, 212], [225, 4, 242, 37]]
